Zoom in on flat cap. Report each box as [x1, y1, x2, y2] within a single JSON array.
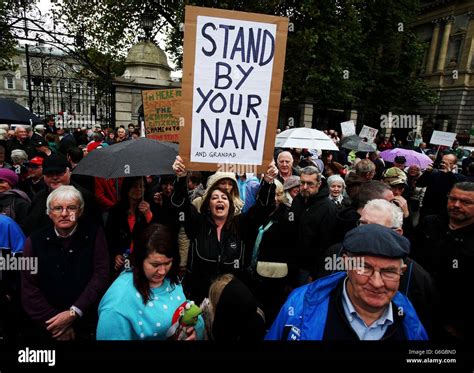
[[342, 224, 410, 258]]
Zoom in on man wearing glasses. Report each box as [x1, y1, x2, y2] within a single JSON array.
[[266, 224, 427, 340], [416, 181, 474, 340], [23, 154, 100, 235], [289, 166, 337, 285]]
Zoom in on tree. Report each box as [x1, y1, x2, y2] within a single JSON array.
[[0, 0, 22, 70], [50, 0, 436, 119]]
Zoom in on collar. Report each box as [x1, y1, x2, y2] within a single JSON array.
[[342, 277, 394, 327], [54, 224, 78, 239]]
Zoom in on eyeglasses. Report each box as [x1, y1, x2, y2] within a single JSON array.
[[300, 181, 319, 187], [447, 195, 474, 206], [356, 219, 399, 230], [355, 263, 403, 282], [51, 205, 79, 214]]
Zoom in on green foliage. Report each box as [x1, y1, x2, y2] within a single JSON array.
[[0, 0, 21, 70], [51, 0, 435, 116]]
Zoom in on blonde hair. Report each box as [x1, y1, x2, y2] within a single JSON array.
[[209, 273, 234, 310]]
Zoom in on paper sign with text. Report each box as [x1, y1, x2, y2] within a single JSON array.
[[142, 89, 181, 143], [359, 125, 378, 144], [429, 130, 457, 147], [180, 6, 288, 171], [340, 120, 356, 137]]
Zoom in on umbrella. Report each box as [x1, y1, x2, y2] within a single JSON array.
[[340, 135, 376, 152], [72, 138, 178, 178], [275, 127, 339, 150], [0, 98, 43, 125], [380, 148, 433, 169]]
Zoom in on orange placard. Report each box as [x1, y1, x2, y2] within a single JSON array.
[[142, 89, 181, 143], [180, 6, 288, 172]]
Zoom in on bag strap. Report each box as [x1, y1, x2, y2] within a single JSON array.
[[249, 220, 274, 273]]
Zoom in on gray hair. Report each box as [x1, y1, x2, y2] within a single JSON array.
[[327, 175, 345, 188], [274, 179, 289, 206], [300, 166, 321, 182], [46, 185, 84, 215], [11, 149, 28, 163], [451, 181, 474, 193], [363, 199, 403, 228]]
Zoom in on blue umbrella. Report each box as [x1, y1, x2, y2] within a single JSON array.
[[0, 98, 43, 125]]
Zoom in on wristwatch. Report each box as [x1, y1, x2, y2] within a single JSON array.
[[69, 307, 76, 317]]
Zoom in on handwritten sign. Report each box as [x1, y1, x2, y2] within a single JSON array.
[[429, 130, 457, 147], [180, 6, 288, 171], [340, 120, 356, 137], [359, 125, 378, 144], [142, 89, 181, 142]]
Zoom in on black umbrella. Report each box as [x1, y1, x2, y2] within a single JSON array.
[[0, 98, 43, 125], [340, 135, 377, 152], [72, 138, 178, 178]]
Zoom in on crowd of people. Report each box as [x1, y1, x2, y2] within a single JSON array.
[[0, 119, 473, 343]]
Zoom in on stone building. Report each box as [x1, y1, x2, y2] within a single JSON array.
[[414, 0, 474, 143]]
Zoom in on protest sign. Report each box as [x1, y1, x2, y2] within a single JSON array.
[[180, 6, 288, 171], [340, 120, 356, 137], [142, 89, 181, 142], [429, 130, 457, 147], [359, 125, 378, 144]]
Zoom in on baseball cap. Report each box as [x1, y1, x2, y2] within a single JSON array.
[[42, 154, 69, 174], [26, 156, 44, 168], [383, 167, 407, 186], [31, 139, 47, 148], [342, 224, 410, 258]]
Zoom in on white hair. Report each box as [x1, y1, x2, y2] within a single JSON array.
[[46, 185, 84, 215], [363, 199, 403, 228], [327, 175, 345, 188], [11, 149, 28, 163]]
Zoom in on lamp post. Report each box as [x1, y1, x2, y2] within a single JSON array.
[[141, 11, 153, 41]]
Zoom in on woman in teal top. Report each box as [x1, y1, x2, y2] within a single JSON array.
[[96, 224, 204, 340]]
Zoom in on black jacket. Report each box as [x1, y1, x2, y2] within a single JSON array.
[[172, 176, 274, 303], [289, 186, 338, 272], [415, 215, 474, 339]]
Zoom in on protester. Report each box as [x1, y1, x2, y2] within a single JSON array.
[[21, 185, 109, 341], [327, 175, 348, 209], [266, 224, 428, 340], [201, 274, 265, 341], [97, 224, 204, 340], [0, 168, 31, 231], [171, 155, 278, 303]]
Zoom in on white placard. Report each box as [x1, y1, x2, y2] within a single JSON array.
[[190, 16, 276, 164], [340, 120, 356, 137], [429, 130, 457, 147], [359, 125, 378, 144]]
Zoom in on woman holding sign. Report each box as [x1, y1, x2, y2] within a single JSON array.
[[171, 156, 278, 304]]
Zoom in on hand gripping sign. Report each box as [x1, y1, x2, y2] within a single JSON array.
[[180, 6, 288, 172]]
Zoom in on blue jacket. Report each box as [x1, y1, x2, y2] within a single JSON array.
[[265, 272, 428, 340], [0, 214, 25, 254]]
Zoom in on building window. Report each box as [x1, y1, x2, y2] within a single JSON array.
[[23, 78, 29, 91], [4, 76, 15, 90], [75, 102, 81, 113], [45, 101, 51, 114], [75, 83, 81, 94]]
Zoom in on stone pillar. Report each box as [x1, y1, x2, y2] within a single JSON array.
[[441, 119, 449, 132], [436, 16, 455, 72], [299, 103, 313, 128], [426, 19, 441, 73], [458, 12, 474, 70], [349, 110, 358, 123]]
